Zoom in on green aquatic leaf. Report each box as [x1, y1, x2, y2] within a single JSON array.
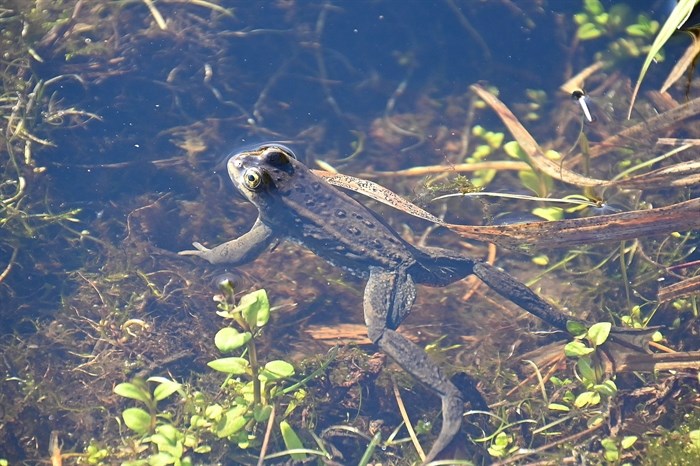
[[503, 141, 527, 160], [594, 379, 618, 397], [688, 429, 700, 449], [207, 357, 250, 375], [574, 390, 601, 408], [484, 131, 504, 149], [601, 437, 619, 461], [626, 24, 648, 37], [253, 404, 273, 422], [216, 406, 247, 438], [548, 403, 571, 412], [518, 170, 541, 195], [626, 16, 660, 38], [577, 357, 597, 385], [148, 377, 182, 401], [566, 320, 588, 337], [585, 0, 604, 16], [149, 425, 184, 459], [601, 437, 617, 451], [473, 144, 492, 159], [279, 420, 307, 461], [621, 435, 638, 449], [194, 445, 212, 454], [565, 341, 594, 357], [358, 432, 382, 466], [532, 255, 549, 266], [154, 424, 180, 443], [146, 452, 177, 466], [594, 13, 609, 26], [532, 207, 563, 222], [238, 289, 270, 329], [587, 322, 612, 347], [114, 382, 151, 404], [574, 13, 589, 25], [205, 404, 223, 420], [122, 407, 152, 434], [577, 22, 603, 40], [259, 360, 295, 381], [215, 327, 252, 353], [608, 4, 631, 28], [588, 413, 606, 427]]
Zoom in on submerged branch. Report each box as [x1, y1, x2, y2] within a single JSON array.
[[317, 169, 700, 250]]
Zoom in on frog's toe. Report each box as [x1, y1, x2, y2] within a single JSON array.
[[178, 242, 210, 256], [192, 241, 210, 252]]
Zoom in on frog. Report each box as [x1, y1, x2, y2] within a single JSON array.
[[179, 143, 655, 463]]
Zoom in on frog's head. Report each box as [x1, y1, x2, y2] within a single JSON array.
[[227, 144, 298, 203]]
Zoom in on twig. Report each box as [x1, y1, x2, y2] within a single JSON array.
[[0, 246, 18, 284], [77, 272, 106, 305], [391, 375, 425, 461], [49, 430, 62, 466], [313, 3, 344, 118], [143, 0, 167, 30], [257, 404, 276, 466], [505, 352, 563, 398], [359, 161, 529, 177]]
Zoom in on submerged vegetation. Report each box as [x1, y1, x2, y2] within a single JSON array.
[[1, 0, 699, 464]]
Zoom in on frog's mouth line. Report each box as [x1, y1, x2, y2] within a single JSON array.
[[226, 156, 249, 199]]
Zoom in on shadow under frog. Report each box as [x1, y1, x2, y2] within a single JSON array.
[[180, 144, 655, 464]]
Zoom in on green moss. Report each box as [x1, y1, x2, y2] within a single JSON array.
[[643, 411, 700, 466]]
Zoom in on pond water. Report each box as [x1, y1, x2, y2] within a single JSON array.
[[1, 1, 698, 464]]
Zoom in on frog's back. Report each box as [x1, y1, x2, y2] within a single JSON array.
[[262, 157, 418, 273], [231, 145, 474, 281]]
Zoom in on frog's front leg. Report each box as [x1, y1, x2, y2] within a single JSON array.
[[364, 266, 464, 464], [178, 216, 275, 265]]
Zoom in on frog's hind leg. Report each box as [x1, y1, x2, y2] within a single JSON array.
[[364, 266, 464, 464], [473, 262, 658, 352], [410, 245, 478, 286], [472, 261, 572, 330]]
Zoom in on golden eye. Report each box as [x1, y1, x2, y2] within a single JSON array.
[[242, 168, 262, 189]]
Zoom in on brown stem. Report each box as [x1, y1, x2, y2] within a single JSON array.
[[247, 337, 261, 406]]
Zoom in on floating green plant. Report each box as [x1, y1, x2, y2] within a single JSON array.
[[107, 286, 327, 464], [574, 0, 661, 66]]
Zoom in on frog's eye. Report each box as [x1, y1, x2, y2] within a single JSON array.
[[242, 168, 263, 190]]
